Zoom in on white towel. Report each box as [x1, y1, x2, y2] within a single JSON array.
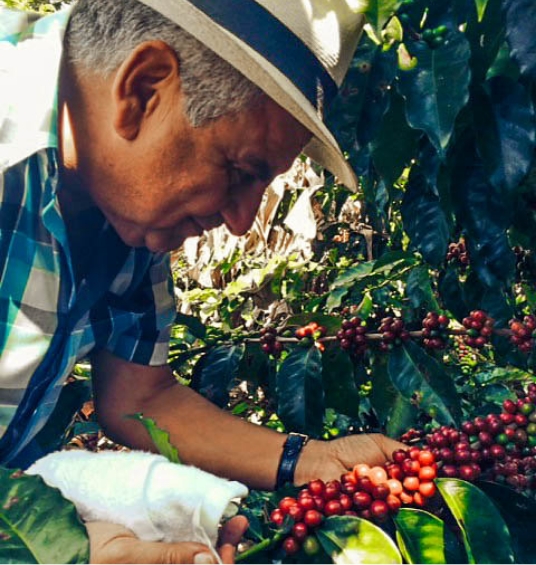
[[26, 450, 248, 556]]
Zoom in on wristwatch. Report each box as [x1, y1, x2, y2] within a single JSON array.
[[275, 432, 310, 489]]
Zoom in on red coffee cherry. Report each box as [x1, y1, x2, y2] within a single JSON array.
[[278, 497, 297, 514], [303, 509, 324, 528], [270, 508, 285, 526], [370, 500, 389, 521], [287, 505, 304, 522], [419, 481, 436, 498], [352, 491, 372, 510], [386, 494, 402, 513], [403, 476, 420, 491], [282, 536, 301, 555], [292, 522, 308, 541], [307, 479, 325, 496]]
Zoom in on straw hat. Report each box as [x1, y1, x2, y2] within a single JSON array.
[[137, 0, 364, 191]]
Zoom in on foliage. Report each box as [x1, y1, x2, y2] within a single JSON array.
[[0, 468, 89, 563], [236, 476, 534, 564], [166, 0, 536, 561], [2, 0, 65, 12], [3, 0, 536, 562], [169, 0, 536, 443]]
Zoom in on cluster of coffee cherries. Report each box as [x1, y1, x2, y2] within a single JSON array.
[[424, 386, 536, 494], [425, 425, 483, 481], [378, 316, 411, 351], [295, 321, 327, 352], [271, 448, 438, 556], [336, 316, 368, 356], [446, 239, 469, 266], [421, 312, 450, 350], [462, 310, 494, 349], [509, 315, 536, 354], [421, 25, 449, 48], [260, 326, 284, 358]]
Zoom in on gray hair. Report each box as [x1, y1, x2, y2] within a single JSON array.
[[65, 0, 262, 126]]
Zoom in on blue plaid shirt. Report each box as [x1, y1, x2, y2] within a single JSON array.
[[0, 6, 176, 467]]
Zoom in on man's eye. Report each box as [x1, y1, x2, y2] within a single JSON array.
[[229, 167, 255, 187]]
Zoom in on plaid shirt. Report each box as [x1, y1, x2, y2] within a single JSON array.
[[0, 5, 176, 467]]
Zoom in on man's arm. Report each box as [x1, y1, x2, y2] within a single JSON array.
[[91, 349, 404, 490]]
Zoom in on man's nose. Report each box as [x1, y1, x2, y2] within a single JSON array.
[[222, 184, 267, 236]]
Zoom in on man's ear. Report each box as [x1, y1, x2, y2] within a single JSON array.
[[112, 40, 180, 140]]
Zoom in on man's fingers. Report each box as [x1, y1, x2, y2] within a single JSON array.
[[86, 521, 217, 564], [218, 515, 249, 564], [219, 515, 249, 546]]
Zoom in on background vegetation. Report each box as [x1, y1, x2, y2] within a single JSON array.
[[2, 0, 536, 562]]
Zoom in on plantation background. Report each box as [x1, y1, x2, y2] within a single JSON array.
[[3, 0, 536, 563]]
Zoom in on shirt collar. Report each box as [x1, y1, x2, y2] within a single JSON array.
[[0, 6, 72, 171]]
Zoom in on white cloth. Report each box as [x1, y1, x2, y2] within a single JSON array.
[[26, 450, 248, 554]]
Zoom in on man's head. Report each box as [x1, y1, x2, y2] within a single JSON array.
[[61, 0, 311, 252], [65, 0, 263, 128]]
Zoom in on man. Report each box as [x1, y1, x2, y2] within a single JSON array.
[[0, 0, 405, 562]]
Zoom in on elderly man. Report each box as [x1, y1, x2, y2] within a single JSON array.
[[0, 0, 404, 562]]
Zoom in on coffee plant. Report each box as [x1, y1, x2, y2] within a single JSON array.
[[2, 0, 536, 562], [168, 0, 536, 561]]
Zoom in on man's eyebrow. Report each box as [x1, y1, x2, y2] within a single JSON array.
[[244, 157, 273, 183]]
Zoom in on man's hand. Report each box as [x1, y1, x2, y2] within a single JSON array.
[[295, 433, 407, 485], [87, 515, 248, 564]]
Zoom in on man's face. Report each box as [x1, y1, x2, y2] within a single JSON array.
[[88, 96, 311, 253]]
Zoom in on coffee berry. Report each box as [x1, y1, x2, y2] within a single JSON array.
[[509, 315, 536, 354], [421, 312, 450, 350], [336, 316, 368, 356], [260, 326, 284, 358], [272, 448, 438, 555], [462, 310, 494, 348], [378, 316, 410, 351]]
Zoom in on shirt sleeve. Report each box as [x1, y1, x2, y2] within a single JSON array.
[[106, 252, 176, 367]]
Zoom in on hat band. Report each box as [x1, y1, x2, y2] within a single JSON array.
[[184, 0, 338, 110]]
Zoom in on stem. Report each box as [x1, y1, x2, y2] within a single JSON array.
[[235, 531, 285, 563]]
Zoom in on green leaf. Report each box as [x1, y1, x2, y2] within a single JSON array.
[[451, 139, 516, 288], [406, 265, 440, 311], [388, 342, 461, 425], [322, 348, 361, 418], [331, 262, 375, 290], [174, 312, 207, 339], [394, 508, 464, 564], [385, 394, 418, 438], [327, 40, 397, 175], [397, 33, 471, 157], [474, 77, 536, 192], [464, 0, 505, 82], [277, 346, 325, 436], [0, 468, 89, 564], [327, 287, 350, 312], [127, 413, 181, 464], [192, 344, 245, 408], [475, 0, 489, 20], [438, 266, 468, 321], [34, 379, 92, 454], [356, 292, 374, 318], [316, 516, 402, 564], [237, 342, 270, 390], [401, 167, 450, 266], [372, 91, 420, 187], [503, 0, 536, 80], [362, 0, 402, 37], [436, 478, 516, 564], [477, 481, 536, 564], [369, 355, 399, 427], [373, 250, 418, 274]]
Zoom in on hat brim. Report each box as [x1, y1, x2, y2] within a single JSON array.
[[138, 0, 361, 191]]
